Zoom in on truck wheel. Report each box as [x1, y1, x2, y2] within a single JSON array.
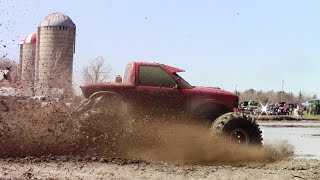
[[74, 92, 128, 156], [210, 112, 262, 145], [76, 92, 127, 134], [78, 108, 124, 138]]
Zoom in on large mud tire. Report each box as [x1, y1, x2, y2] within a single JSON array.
[[74, 92, 128, 156], [210, 112, 262, 145]]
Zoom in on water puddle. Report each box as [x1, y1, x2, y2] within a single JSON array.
[[259, 121, 320, 159]]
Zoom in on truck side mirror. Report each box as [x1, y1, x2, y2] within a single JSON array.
[[174, 84, 181, 90]]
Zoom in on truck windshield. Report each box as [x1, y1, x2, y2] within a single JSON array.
[[174, 73, 193, 88]]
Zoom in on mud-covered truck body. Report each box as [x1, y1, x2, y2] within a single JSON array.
[[81, 62, 238, 121], [79, 62, 262, 145]]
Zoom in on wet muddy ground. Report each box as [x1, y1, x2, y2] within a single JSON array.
[[259, 120, 320, 159], [0, 156, 319, 179]]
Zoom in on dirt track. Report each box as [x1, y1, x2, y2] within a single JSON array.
[[0, 157, 319, 179]]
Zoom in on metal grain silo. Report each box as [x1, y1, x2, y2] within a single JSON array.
[[20, 32, 36, 84], [35, 12, 76, 98]]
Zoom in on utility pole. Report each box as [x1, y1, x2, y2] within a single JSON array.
[[234, 83, 239, 95], [281, 80, 284, 102]]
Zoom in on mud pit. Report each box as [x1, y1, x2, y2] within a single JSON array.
[[260, 121, 320, 159], [0, 101, 318, 179]]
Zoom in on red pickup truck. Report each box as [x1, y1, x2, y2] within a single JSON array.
[[78, 62, 262, 145]]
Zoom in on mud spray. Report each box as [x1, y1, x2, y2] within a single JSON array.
[[0, 101, 293, 165]]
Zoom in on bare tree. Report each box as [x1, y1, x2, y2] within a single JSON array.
[[239, 88, 314, 104], [81, 56, 113, 83]]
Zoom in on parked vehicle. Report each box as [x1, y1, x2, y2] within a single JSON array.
[[303, 99, 320, 114], [239, 101, 259, 115]]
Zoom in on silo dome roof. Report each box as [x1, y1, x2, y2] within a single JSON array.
[[24, 32, 37, 44], [39, 12, 75, 28]]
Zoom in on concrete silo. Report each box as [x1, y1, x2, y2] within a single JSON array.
[[20, 33, 36, 83], [35, 12, 76, 98]]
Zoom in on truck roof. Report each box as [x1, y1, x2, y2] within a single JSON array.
[[129, 61, 185, 73]]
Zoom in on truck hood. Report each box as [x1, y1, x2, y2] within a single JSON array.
[[188, 86, 239, 110]]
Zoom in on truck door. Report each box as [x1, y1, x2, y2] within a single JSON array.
[[136, 65, 188, 119]]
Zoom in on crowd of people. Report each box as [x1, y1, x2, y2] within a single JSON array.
[[238, 100, 319, 117]]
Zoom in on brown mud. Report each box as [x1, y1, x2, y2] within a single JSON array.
[[0, 100, 293, 165]]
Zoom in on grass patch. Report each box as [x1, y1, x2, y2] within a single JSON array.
[[252, 113, 320, 121], [252, 115, 300, 121], [302, 113, 320, 120]]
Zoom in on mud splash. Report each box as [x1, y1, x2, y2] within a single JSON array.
[[0, 101, 293, 165], [0, 102, 79, 157], [125, 122, 293, 164]]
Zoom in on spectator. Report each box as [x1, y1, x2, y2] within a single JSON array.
[[311, 103, 317, 115], [115, 75, 122, 83]]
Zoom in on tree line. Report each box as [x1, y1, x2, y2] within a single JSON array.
[[237, 89, 316, 104]]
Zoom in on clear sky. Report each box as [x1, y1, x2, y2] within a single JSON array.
[[0, 0, 319, 96]]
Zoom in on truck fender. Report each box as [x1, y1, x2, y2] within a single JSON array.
[[191, 99, 232, 122], [74, 91, 124, 113]]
